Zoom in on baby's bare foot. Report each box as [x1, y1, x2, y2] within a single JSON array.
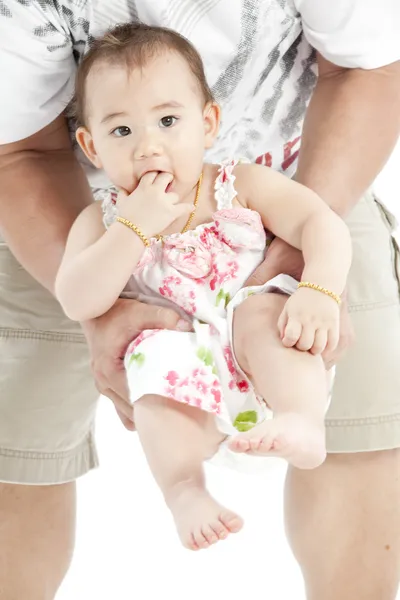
[[167, 485, 243, 550], [228, 413, 326, 469]]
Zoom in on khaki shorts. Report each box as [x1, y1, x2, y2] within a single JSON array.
[[0, 192, 400, 484]]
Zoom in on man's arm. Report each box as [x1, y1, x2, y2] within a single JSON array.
[[295, 54, 400, 216], [0, 114, 94, 293]]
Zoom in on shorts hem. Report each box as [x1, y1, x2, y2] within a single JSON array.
[[326, 413, 400, 453], [0, 431, 99, 485]]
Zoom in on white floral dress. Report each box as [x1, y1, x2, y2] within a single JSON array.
[[99, 160, 298, 470]]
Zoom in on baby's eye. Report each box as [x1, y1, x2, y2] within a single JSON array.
[[160, 116, 178, 128], [111, 126, 131, 137]]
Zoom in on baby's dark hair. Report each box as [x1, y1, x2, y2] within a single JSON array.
[[69, 22, 214, 127]]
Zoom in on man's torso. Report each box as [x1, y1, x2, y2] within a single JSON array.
[[3, 0, 315, 186]]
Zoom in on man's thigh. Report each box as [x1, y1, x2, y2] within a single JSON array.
[[0, 239, 99, 484], [327, 191, 400, 452]]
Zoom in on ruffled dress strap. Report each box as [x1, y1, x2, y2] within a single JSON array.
[[214, 158, 249, 211], [93, 187, 118, 229]]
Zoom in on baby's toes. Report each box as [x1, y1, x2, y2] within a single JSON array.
[[258, 435, 275, 453], [192, 528, 210, 550], [248, 437, 263, 452], [219, 511, 243, 534], [201, 525, 219, 545], [271, 432, 291, 453], [183, 533, 200, 551], [229, 437, 251, 453], [210, 519, 230, 541]]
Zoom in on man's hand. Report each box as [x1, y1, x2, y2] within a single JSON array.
[[245, 237, 354, 368], [246, 236, 304, 285], [81, 298, 191, 430]]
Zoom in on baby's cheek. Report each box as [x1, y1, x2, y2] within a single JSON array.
[[105, 159, 132, 190]]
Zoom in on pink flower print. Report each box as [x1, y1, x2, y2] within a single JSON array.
[[209, 259, 239, 292], [223, 346, 250, 393], [211, 387, 222, 405], [190, 397, 204, 409], [237, 379, 250, 393], [215, 208, 264, 234], [135, 245, 157, 273], [212, 208, 266, 250], [162, 366, 223, 416], [126, 329, 160, 356], [195, 379, 208, 395], [224, 346, 236, 377], [159, 275, 197, 314], [162, 236, 212, 279], [198, 225, 225, 251], [165, 371, 180, 386]]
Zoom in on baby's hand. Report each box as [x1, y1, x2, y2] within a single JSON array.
[[277, 287, 340, 355], [117, 172, 193, 238]]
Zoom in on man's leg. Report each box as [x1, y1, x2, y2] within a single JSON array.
[[285, 451, 400, 600], [0, 483, 76, 599], [0, 238, 98, 598], [233, 192, 400, 598], [286, 193, 400, 598]]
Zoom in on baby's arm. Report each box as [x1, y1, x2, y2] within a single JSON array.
[[234, 163, 352, 294], [55, 201, 145, 321]]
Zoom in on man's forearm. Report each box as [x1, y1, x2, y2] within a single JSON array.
[[295, 58, 400, 216], [0, 149, 93, 293]]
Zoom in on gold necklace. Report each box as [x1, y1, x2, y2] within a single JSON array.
[[155, 172, 203, 241]]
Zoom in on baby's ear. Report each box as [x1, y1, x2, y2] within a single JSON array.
[[204, 102, 220, 149], [76, 127, 102, 168]]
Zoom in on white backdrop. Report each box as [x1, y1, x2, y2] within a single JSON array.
[[58, 141, 399, 600]]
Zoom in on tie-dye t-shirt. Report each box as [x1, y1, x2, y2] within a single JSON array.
[[1, 0, 399, 184]]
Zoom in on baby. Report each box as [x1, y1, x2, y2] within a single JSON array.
[[56, 23, 352, 551]]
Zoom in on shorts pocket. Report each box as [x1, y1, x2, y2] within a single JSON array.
[[373, 195, 400, 297], [345, 193, 400, 309]]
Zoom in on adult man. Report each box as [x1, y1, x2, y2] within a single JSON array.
[[0, 1, 400, 599]]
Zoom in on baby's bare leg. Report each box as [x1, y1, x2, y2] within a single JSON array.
[[230, 293, 328, 469], [134, 395, 243, 550]]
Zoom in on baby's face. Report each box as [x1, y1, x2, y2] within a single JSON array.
[[79, 50, 219, 196]]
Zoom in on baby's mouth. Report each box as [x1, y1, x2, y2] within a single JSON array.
[[135, 170, 174, 192]]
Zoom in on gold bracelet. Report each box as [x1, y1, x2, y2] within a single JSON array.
[[116, 217, 150, 247], [297, 281, 342, 306]]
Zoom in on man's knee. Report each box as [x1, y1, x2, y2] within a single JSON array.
[[0, 482, 76, 600], [284, 450, 400, 599]]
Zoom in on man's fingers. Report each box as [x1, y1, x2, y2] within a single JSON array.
[[116, 407, 136, 431], [103, 387, 135, 430], [245, 260, 277, 287], [101, 356, 131, 399], [133, 302, 192, 332]]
